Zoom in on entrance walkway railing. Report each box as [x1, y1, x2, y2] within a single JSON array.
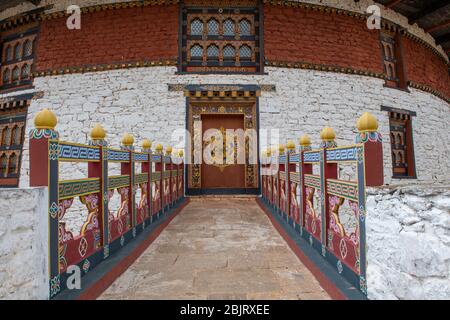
[[260, 112, 383, 295], [29, 108, 184, 299]]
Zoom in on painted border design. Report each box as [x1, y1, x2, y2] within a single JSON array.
[[58, 142, 101, 162], [326, 147, 358, 162], [108, 175, 130, 190], [326, 179, 358, 201], [59, 178, 101, 200]]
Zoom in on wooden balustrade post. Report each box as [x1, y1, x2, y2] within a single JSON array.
[[29, 109, 61, 298], [320, 127, 338, 256], [155, 144, 164, 217], [166, 146, 173, 208], [142, 139, 152, 224], [121, 134, 136, 233], [299, 135, 312, 235], [277, 144, 285, 215], [89, 124, 109, 257], [286, 141, 296, 225], [356, 112, 384, 187], [355, 112, 383, 294], [29, 108, 59, 187]]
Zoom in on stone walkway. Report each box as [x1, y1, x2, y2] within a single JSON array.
[[99, 198, 330, 300]]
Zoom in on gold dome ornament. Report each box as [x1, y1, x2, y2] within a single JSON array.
[[299, 134, 311, 147], [357, 112, 379, 132], [266, 148, 272, 157], [121, 133, 134, 146], [166, 146, 173, 155], [286, 140, 296, 152], [178, 149, 184, 157], [34, 108, 58, 130], [142, 139, 152, 150], [90, 123, 106, 140], [279, 144, 285, 154], [320, 127, 336, 141], [155, 143, 163, 154]]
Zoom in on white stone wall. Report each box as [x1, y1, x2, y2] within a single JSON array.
[[366, 186, 450, 300], [0, 187, 49, 300], [20, 66, 450, 187]]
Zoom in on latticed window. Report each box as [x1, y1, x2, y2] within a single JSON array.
[[0, 154, 7, 176], [190, 45, 203, 60], [240, 45, 252, 60], [2, 127, 11, 146], [2, 69, 10, 84], [208, 19, 219, 36], [223, 45, 236, 60], [8, 153, 17, 175], [23, 40, 33, 57], [12, 67, 20, 81], [191, 19, 203, 35], [5, 46, 12, 62], [14, 43, 22, 60], [207, 45, 219, 60], [224, 19, 235, 36], [21, 64, 30, 79], [12, 126, 21, 145], [180, 4, 261, 73], [239, 19, 251, 36]]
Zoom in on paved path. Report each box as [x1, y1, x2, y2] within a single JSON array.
[[99, 199, 330, 300]]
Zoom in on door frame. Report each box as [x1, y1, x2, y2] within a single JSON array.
[[185, 91, 261, 196]]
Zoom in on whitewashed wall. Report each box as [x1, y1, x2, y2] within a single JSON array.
[[20, 66, 450, 187], [366, 186, 450, 300], [0, 187, 48, 300]]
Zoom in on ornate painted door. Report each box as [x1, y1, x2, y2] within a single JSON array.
[[201, 114, 245, 189]]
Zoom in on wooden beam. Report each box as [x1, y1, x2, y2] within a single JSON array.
[[435, 33, 450, 45], [425, 19, 450, 33], [385, 0, 404, 9], [410, 0, 450, 23]]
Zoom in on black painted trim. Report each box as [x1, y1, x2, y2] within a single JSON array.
[[259, 198, 367, 300], [53, 199, 186, 300], [381, 105, 417, 117]]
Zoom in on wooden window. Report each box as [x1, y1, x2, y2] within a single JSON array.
[[383, 106, 416, 178], [180, 1, 262, 73], [0, 154, 7, 177], [207, 19, 219, 36], [8, 153, 17, 175], [1, 28, 37, 91], [380, 31, 406, 89], [0, 101, 28, 186]]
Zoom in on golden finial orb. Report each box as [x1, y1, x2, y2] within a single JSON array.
[[142, 139, 152, 150], [320, 127, 336, 141], [178, 149, 184, 157], [90, 123, 106, 140], [121, 133, 134, 146], [299, 134, 311, 146], [34, 108, 58, 130], [286, 140, 296, 151], [279, 144, 285, 154], [357, 112, 378, 132], [155, 143, 163, 153], [166, 146, 173, 155]]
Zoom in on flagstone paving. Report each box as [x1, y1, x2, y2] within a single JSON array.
[[99, 198, 330, 300]]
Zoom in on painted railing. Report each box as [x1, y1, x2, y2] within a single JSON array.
[[29, 109, 185, 299], [260, 112, 384, 295]]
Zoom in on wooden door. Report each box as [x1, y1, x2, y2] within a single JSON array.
[[201, 114, 245, 189]]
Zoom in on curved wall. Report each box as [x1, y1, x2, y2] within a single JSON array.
[[19, 1, 448, 102], [19, 66, 450, 188]]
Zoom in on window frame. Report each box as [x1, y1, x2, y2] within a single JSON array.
[[381, 106, 417, 179], [179, 4, 264, 74]]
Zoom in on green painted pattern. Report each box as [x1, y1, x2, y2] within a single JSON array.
[[135, 173, 149, 185], [108, 175, 130, 190], [59, 178, 100, 199]]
